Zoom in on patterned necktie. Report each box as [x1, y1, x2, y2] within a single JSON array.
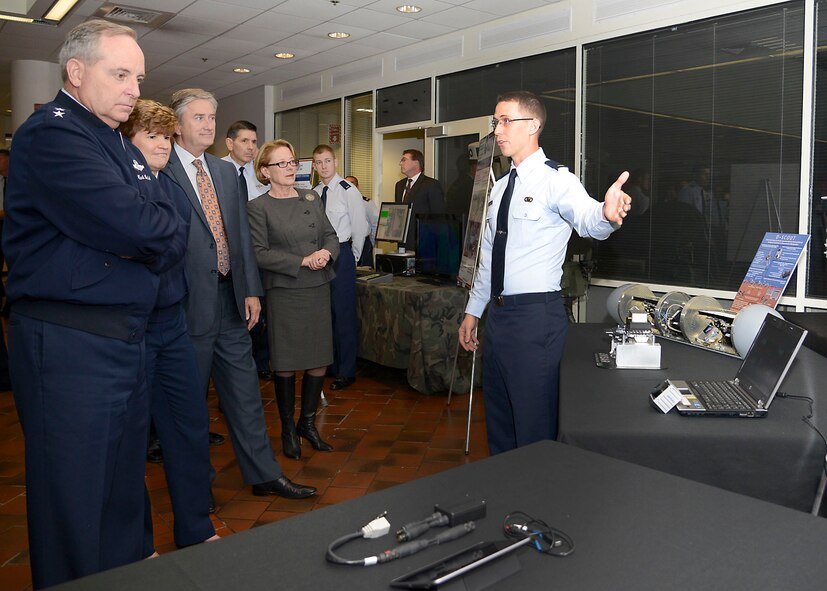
[[193, 159, 230, 275], [402, 178, 412, 203], [491, 169, 518, 298], [321, 185, 328, 207]]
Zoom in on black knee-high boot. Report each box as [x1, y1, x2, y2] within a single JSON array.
[[296, 373, 333, 452], [274, 374, 300, 459]]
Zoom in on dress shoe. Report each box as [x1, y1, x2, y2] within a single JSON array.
[[329, 376, 356, 391], [146, 439, 164, 464], [258, 369, 274, 380], [252, 475, 316, 499], [208, 489, 216, 514], [208, 432, 225, 446]]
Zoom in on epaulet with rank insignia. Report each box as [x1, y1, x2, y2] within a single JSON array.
[[545, 159, 566, 170], [339, 179, 351, 190]]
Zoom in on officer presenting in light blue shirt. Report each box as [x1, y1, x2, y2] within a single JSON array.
[[458, 91, 632, 455]]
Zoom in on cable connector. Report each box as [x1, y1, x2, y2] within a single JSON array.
[[362, 512, 391, 539]]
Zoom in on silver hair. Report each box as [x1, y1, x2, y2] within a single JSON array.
[[169, 88, 218, 121], [58, 19, 137, 83]]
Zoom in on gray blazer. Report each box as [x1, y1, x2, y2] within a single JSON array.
[[162, 148, 264, 336], [247, 188, 340, 290]]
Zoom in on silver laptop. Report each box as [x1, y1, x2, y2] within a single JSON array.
[[672, 314, 807, 417]]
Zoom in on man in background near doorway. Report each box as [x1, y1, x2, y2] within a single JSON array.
[[222, 120, 271, 380], [313, 145, 369, 390], [395, 149, 445, 251]]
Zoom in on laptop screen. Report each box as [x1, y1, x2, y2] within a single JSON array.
[[735, 314, 807, 406]]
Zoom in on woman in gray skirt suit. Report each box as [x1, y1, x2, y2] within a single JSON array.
[[247, 139, 340, 459]]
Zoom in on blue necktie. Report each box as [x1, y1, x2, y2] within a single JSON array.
[[491, 169, 517, 299]]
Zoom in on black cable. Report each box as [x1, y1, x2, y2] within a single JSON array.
[[502, 511, 575, 557], [776, 391, 827, 482], [326, 512, 476, 567], [776, 391, 827, 450], [326, 531, 368, 566]]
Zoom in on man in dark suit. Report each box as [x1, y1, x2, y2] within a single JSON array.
[[2, 20, 186, 588], [395, 148, 445, 250], [163, 88, 315, 502]]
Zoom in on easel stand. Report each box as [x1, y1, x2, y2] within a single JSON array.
[[446, 293, 477, 456], [445, 132, 498, 456]]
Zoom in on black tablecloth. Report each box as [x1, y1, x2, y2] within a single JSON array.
[[56, 441, 827, 590], [559, 323, 827, 512]]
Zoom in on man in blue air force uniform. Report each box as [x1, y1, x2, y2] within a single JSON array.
[[2, 20, 186, 588], [458, 91, 631, 455], [312, 144, 369, 390]]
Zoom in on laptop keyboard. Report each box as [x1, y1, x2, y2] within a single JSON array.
[[688, 380, 752, 411]]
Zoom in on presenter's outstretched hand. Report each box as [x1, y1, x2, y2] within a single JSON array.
[[458, 314, 480, 352], [603, 170, 632, 225]]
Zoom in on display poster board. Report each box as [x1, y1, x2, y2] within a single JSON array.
[[376, 202, 412, 243], [457, 132, 497, 288], [731, 232, 810, 311], [294, 159, 314, 190]]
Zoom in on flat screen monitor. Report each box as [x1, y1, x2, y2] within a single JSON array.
[[375, 202, 411, 243], [415, 214, 465, 281]]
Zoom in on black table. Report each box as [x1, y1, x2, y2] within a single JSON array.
[[559, 323, 827, 512], [56, 441, 827, 590]]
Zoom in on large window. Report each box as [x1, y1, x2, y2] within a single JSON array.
[[345, 92, 374, 199], [437, 49, 576, 167], [809, 2, 827, 298], [276, 99, 341, 162], [376, 79, 431, 128], [584, 3, 804, 292]]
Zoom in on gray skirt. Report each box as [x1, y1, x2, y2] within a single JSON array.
[[266, 284, 333, 372]]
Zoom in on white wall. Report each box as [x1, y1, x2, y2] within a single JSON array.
[[209, 85, 274, 156]]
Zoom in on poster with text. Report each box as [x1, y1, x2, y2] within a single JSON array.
[[457, 132, 496, 288], [731, 232, 810, 311], [294, 159, 314, 190]]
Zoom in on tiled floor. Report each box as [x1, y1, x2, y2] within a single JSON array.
[[0, 360, 489, 590]]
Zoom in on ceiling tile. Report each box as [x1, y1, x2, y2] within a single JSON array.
[[350, 31, 422, 50], [180, 0, 264, 24], [383, 19, 458, 40], [224, 24, 294, 44], [463, 0, 548, 15], [271, 0, 362, 19], [329, 8, 410, 32], [273, 33, 343, 52], [420, 6, 493, 26], [367, 0, 455, 18], [301, 22, 382, 42], [161, 15, 235, 37], [198, 36, 271, 56], [243, 11, 323, 33]]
